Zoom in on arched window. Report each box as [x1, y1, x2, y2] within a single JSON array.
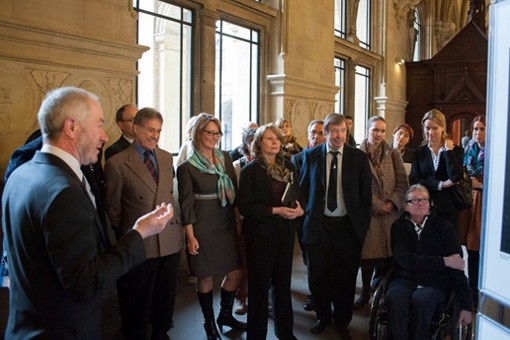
[[411, 6, 422, 61], [357, 0, 372, 50]]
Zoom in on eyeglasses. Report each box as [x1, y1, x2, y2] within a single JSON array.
[[406, 198, 430, 205], [120, 118, 134, 123], [203, 129, 224, 137]]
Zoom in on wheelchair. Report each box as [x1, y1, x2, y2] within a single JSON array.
[[368, 269, 472, 340]]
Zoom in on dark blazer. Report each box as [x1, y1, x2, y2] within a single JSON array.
[[409, 145, 464, 217], [238, 158, 305, 233], [105, 135, 131, 161], [2, 136, 109, 278], [2, 152, 145, 339], [299, 143, 372, 244], [391, 209, 472, 311]]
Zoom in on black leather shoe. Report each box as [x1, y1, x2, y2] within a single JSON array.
[[309, 319, 332, 334], [335, 324, 352, 340], [303, 295, 315, 311]]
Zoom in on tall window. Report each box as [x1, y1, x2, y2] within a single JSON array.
[[357, 0, 372, 50], [334, 57, 346, 114], [334, 0, 346, 39], [412, 7, 421, 61], [215, 20, 259, 150], [354, 65, 371, 142], [133, 0, 193, 153]]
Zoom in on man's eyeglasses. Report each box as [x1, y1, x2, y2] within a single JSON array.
[[406, 198, 430, 205], [203, 130, 224, 137]]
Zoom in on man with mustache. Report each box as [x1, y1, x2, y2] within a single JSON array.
[[105, 107, 181, 340], [298, 113, 372, 339]]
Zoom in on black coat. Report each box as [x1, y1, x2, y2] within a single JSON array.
[[2, 152, 145, 338], [391, 209, 472, 311], [410, 145, 464, 219]]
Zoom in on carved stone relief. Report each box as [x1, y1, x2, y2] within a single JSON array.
[[0, 69, 37, 137], [284, 98, 334, 146]]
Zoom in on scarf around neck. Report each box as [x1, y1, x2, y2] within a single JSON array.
[[256, 155, 293, 183], [188, 148, 236, 207]]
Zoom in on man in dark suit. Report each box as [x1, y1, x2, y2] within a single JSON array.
[[2, 131, 109, 279], [1, 87, 173, 338], [299, 113, 372, 338], [105, 108, 182, 340], [105, 104, 138, 160]]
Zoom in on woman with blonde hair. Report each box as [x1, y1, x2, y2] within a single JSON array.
[[177, 113, 245, 339], [275, 117, 303, 159], [410, 109, 465, 230]]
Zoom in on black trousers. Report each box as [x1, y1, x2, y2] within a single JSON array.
[[117, 252, 180, 340], [246, 219, 296, 340], [307, 216, 362, 326]]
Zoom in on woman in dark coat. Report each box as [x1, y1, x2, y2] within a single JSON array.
[[410, 109, 465, 230], [238, 123, 304, 340], [177, 113, 245, 339]]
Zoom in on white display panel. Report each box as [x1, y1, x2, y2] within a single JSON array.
[[480, 0, 510, 305], [477, 315, 510, 339]]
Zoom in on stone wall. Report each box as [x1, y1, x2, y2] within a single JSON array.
[[0, 0, 146, 180]]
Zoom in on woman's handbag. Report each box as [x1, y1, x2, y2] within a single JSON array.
[[451, 169, 473, 210]]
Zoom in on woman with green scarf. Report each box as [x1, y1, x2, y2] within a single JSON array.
[[177, 113, 245, 339], [238, 123, 305, 340]]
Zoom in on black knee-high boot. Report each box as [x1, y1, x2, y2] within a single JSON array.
[[216, 288, 247, 332], [197, 291, 221, 340]]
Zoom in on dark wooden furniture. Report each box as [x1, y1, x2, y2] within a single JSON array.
[[405, 21, 487, 148]]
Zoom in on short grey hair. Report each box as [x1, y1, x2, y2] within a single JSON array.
[[133, 107, 163, 127], [37, 87, 98, 141]]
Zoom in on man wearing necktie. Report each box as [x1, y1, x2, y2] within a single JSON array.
[[105, 108, 181, 340], [298, 113, 372, 338], [1, 87, 173, 338]]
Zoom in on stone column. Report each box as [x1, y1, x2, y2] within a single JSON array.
[[266, 0, 338, 146], [196, 8, 219, 114]]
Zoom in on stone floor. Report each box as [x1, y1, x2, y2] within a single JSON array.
[[101, 236, 371, 340]]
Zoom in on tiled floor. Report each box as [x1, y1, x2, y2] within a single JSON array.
[[102, 236, 371, 340]]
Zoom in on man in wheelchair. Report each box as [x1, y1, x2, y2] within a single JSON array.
[[385, 184, 472, 339]]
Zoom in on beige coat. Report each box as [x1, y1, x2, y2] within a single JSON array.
[[360, 140, 408, 259], [105, 145, 182, 259]]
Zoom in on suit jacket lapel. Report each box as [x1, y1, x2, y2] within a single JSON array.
[[154, 148, 172, 200], [125, 147, 158, 194], [423, 145, 435, 172], [35, 152, 109, 247], [317, 144, 327, 190]]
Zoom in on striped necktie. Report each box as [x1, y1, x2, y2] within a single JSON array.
[[144, 150, 158, 184]]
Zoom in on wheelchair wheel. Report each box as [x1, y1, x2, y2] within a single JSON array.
[[369, 278, 388, 340]]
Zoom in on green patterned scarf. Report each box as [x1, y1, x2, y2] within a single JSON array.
[[255, 155, 293, 183], [188, 148, 236, 207]]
